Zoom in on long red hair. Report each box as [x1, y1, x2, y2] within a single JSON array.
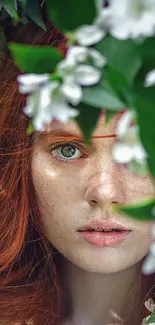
[[0, 5, 155, 325]]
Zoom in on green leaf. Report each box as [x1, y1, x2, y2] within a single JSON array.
[[105, 110, 118, 124], [112, 196, 155, 221], [105, 66, 131, 107], [96, 36, 142, 85], [0, 1, 4, 11], [8, 42, 63, 73], [45, 0, 97, 32], [133, 86, 155, 180], [26, 120, 34, 135], [75, 102, 101, 144], [82, 77, 125, 110], [140, 37, 155, 72], [3, 0, 18, 20], [19, 0, 47, 31], [145, 307, 155, 324]]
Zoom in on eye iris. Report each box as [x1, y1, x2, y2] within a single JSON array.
[[61, 144, 76, 158]]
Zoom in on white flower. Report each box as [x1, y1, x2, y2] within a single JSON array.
[[142, 251, 155, 275], [75, 24, 105, 46], [112, 110, 148, 169], [145, 69, 155, 87], [18, 75, 79, 131], [75, 0, 105, 47], [142, 298, 155, 325], [88, 48, 107, 68], [17, 73, 50, 93], [62, 45, 107, 69], [57, 46, 107, 100], [142, 240, 155, 275], [75, 64, 102, 85], [100, 0, 155, 39]]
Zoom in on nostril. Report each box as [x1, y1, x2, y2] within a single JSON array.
[[91, 200, 97, 206]]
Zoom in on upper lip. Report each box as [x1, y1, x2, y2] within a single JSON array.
[[78, 220, 130, 231]]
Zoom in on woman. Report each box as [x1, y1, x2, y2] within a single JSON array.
[[0, 6, 155, 325]]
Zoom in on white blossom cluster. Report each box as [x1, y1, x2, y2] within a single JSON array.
[[17, 45, 106, 131], [112, 109, 148, 176], [17, 0, 155, 132]]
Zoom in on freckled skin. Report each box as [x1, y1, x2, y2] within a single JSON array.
[[31, 110, 155, 274]]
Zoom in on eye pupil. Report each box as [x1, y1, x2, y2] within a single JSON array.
[[61, 144, 76, 158]]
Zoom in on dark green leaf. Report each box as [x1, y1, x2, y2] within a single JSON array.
[[82, 78, 125, 110], [145, 307, 155, 324], [113, 196, 155, 221], [8, 42, 63, 73], [140, 37, 155, 72], [75, 102, 101, 144], [45, 0, 97, 32], [133, 86, 155, 180], [0, 1, 4, 11], [105, 110, 118, 124], [105, 66, 131, 107], [3, 0, 18, 20], [20, 0, 47, 31], [95, 36, 142, 85]]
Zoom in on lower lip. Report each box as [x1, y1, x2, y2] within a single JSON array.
[[77, 230, 131, 247]]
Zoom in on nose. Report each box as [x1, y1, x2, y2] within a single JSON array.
[[85, 169, 125, 208]]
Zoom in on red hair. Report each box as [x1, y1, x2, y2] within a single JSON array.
[[0, 5, 155, 325]]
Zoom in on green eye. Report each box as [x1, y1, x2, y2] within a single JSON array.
[[49, 142, 87, 162], [58, 144, 77, 159]]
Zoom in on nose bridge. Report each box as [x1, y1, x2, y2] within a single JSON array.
[[85, 152, 126, 207]]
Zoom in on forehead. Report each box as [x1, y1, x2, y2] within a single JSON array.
[[44, 109, 125, 137]]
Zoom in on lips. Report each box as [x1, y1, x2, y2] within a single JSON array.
[[78, 220, 130, 232]]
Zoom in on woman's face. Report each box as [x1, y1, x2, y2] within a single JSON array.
[[31, 110, 155, 273]]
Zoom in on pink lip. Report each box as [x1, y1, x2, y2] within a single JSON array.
[[78, 220, 130, 231], [77, 230, 131, 247]]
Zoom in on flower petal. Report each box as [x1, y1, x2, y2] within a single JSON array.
[[100, 0, 155, 40], [26, 81, 60, 131], [23, 92, 39, 117], [150, 242, 155, 256], [142, 253, 155, 275], [116, 110, 136, 138], [57, 59, 75, 76], [50, 100, 80, 123], [88, 48, 107, 68], [76, 24, 105, 46], [75, 64, 101, 85], [145, 69, 155, 87], [66, 46, 88, 64], [17, 73, 50, 93], [112, 142, 133, 163], [144, 298, 155, 313], [133, 143, 148, 162], [61, 82, 83, 106]]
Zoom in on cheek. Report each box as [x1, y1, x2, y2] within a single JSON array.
[[133, 222, 153, 256], [31, 159, 76, 237]]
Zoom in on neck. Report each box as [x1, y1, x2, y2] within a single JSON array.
[[59, 256, 143, 325]]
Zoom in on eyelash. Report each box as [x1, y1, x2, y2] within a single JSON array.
[[49, 142, 87, 163]]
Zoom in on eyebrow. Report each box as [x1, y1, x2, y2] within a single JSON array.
[[37, 129, 116, 143]]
